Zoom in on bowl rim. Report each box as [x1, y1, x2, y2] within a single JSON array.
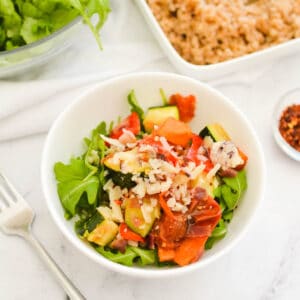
[[134, 0, 300, 71], [41, 72, 265, 278], [0, 17, 81, 57]]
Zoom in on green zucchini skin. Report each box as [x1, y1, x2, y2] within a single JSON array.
[[143, 105, 179, 132]]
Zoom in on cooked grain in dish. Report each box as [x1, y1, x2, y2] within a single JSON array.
[[147, 0, 300, 65]]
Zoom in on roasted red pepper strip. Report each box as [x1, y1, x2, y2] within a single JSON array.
[[139, 135, 178, 165], [110, 112, 140, 139], [119, 223, 145, 243], [186, 134, 203, 164], [203, 159, 214, 173], [114, 199, 122, 206]]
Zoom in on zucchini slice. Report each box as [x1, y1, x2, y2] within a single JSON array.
[[87, 220, 119, 246], [199, 123, 231, 142], [143, 106, 179, 132]]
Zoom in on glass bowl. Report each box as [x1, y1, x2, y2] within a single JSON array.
[[0, 17, 81, 78], [273, 88, 300, 161]]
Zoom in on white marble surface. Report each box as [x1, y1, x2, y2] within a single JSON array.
[[1, 1, 300, 300]]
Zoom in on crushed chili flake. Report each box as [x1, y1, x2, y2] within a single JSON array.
[[279, 104, 300, 152]]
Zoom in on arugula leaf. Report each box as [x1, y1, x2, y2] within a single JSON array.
[[223, 170, 247, 197], [205, 220, 227, 250], [130, 247, 156, 266], [221, 185, 240, 210], [214, 170, 247, 211], [159, 88, 168, 106], [54, 158, 89, 182], [84, 121, 108, 207], [54, 158, 99, 217], [86, 0, 110, 31], [208, 170, 247, 249], [127, 90, 145, 131], [221, 170, 247, 210], [96, 246, 137, 266], [96, 246, 157, 266], [85, 121, 107, 172], [222, 210, 233, 222], [73, 0, 111, 50]]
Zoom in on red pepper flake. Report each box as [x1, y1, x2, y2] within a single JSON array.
[[279, 104, 300, 151], [114, 199, 122, 206]]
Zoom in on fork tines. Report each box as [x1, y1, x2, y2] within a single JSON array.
[[0, 173, 21, 207]]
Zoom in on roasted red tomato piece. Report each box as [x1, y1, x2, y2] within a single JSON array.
[[110, 112, 140, 139], [169, 94, 196, 122]]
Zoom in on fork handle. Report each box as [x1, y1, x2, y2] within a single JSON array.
[[23, 231, 86, 300]]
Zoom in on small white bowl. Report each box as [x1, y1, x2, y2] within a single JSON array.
[[41, 72, 265, 277], [273, 88, 300, 161]]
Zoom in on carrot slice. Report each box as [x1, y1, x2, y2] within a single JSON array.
[[159, 193, 174, 219], [158, 247, 176, 262], [236, 148, 248, 170], [156, 118, 193, 147], [174, 237, 208, 266]]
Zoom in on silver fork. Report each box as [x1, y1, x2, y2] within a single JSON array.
[[0, 173, 85, 300]]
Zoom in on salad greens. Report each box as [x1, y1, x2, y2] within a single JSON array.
[[54, 121, 109, 219], [97, 246, 156, 267], [54, 158, 100, 219], [127, 89, 145, 131], [0, 0, 110, 51], [206, 170, 247, 249], [53, 89, 249, 267]]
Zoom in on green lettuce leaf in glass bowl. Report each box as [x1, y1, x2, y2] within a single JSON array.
[[0, 0, 111, 78]]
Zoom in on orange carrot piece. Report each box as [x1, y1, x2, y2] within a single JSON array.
[[158, 247, 176, 262], [156, 118, 193, 147], [174, 237, 208, 266], [236, 148, 248, 170], [159, 193, 174, 219]]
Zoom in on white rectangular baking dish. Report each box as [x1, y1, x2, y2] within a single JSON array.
[[135, 0, 300, 81]]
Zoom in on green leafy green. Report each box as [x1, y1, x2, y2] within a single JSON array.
[[107, 169, 136, 189], [221, 170, 247, 210], [159, 88, 168, 106], [205, 220, 227, 250], [84, 121, 108, 206], [96, 246, 157, 266], [85, 121, 107, 172], [206, 170, 247, 249], [0, 0, 110, 52], [54, 121, 110, 218], [127, 90, 145, 131], [75, 210, 103, 236], [54, 158, 100, 217], [73, 0, 111, 50]]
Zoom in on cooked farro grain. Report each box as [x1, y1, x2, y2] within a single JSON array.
[[147, 0, 300, 65]]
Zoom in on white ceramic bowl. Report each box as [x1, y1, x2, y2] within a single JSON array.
[[273, 88, 300, 162], [41, 72, 265, 277], [135, 0, 300, 81]]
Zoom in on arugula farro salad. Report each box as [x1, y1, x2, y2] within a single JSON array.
[[54, 90, 248, 267]]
